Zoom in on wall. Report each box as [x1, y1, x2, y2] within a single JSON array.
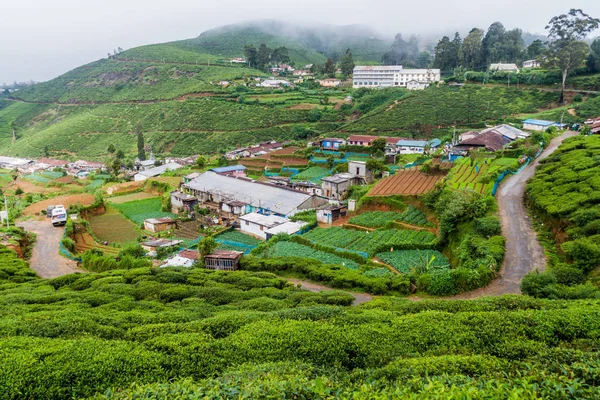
[[240, 220, 268, 239]]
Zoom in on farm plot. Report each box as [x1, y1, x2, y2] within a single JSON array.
[[112, 198, 176, 225], [376, 250, 450, 274], [74, 232, 120, 256], [397, 206, 429, 226], [303, 227, 436, 256], [23, 193, 96, 216], [264, 241, 360, 269], [107, 192, 157, 204], [348, 207, 429, 228], [369, 169, 445, 196], [89, 206, 139, 243], [149, 176, 183, 188], [448, 158, 518, 194], [215, 230, 261, 253], [291, 166, 331, 183]]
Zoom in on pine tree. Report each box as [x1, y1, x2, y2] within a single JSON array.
[[340, 49, 355, 77], [136, 123, 146, 161]]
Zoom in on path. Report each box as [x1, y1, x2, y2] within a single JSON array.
[[17, 219, 82, 278], [453, 130, 578, 299], [288, 278, 373, 305]]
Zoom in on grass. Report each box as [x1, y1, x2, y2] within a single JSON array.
[[263, 241, 360, 269], [107, 192, 157, 204], [112, 197, 175, 225], [88, 206, 139, 243]]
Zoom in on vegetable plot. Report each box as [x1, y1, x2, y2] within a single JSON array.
[[264, 241, 360, 269], [376, 250, 450, 274]]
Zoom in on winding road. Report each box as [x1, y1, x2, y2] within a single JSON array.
[[454, 130, 578, 299]]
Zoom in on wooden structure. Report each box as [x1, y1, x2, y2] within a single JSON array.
[[144, 217, 177, 233], [204, 250, 243, 271]]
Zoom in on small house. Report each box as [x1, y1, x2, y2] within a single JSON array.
[[221, 200, 246, 216], [141, 238, 183, 253], [489, 63, 520, 73], [161, 250, 200, 268], [134, 162, 183, 182], [321, 173, 364, 200], [257, 79, 292, 88], [522, 60, 541, 68], [144, 217, 177, 233], [522, 119, 563, 132], [347, 135, 379, 147], [316, 204, 347, 224], [204, 250, 243, 271], [238, 212, 288, 239], [320, 138, 346, 151], [348, 160, 373, 183], [396, 139, 441, 155], [264, 221, 308, 240], [171, 191, 198, 213], [318, 78, 341, 87], [210, 164, 247, 178], [406, 80, 430, 90]]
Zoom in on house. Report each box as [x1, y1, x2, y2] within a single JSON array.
[[290, 181, 323, 196], [210, 165, 247, 178], [221, 200, 246, 216], [230, 57, 246, 63], [320, 138, 346, 151], [183, 172, 201, 183], [257, 79, 292, 88], [184, 171, 328, 217], [264, 220, 308, 240], [348, 160, 373, 183], [481, 124, 530, 140], [522, 119, 563, 132], [396, 139, 442, 155], [458, 131, 480, 142], [353, 66, 441, 88], [489, 63, 520, 73], [161, 250, 200, 268], [141, 238, 183, 253], [0, 156, 33, 170], [523, 60, 541, 68], [316, 204, 347, 224], [144, 217, 177, 233], [385, 137, 407, 154], [293, 70, 312, 76], [37, 158, 68, 169], [455, 130, 512, 152], [204, 250, 243, 271], [70, 160, 105, 172], [318, 78, 341, 87], [321, 173, 365, 200], [406, 80, 430, 90], [590, 121, 600, 134], [238, 212, 288, 239], [170, 191, 198, 213], [347, 135, 379, 147], [136, 153, 156, 171], [133, 162, 183, 182]]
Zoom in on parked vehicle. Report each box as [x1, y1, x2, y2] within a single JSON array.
[[46, 205, 55, 218], [51, 206, 67, 227]]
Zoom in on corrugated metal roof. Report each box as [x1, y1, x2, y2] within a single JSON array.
[[481, 124, 529, 140], [523, 119, 557, 126], [185, 171, 320, 215], [239, 212, 288, 227], [397, 139, 428, 147], [458, 131, 511, 152], [138, 162, 183, 177], [265, 221, 307, 235], [211, 165, 247, 173]]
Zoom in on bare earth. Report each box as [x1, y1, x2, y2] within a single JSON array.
[[23, 193, 96, 216], [453, 131, 578, 299], [17, 219, 82, 278], [288, 278, 374, 305]]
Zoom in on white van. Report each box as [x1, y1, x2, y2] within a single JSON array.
[[51, 206, 67, 227]]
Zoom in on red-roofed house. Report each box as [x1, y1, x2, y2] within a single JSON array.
[[347, 135, 380, 147]]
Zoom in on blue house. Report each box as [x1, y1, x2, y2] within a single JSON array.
[[320, 138, 346, 151], [522, 119, 565, 132]]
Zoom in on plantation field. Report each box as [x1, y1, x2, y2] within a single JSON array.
[[74, 232, 120, 256], [89, 207, 139, 244], [215, 230, 262, 253], [376, 250, 450, 274], [264, 241, 360, 269], [369, 169, 444, 196], [348, 207, 429, 228], [291, 166, 331, 183], [112, 198, 176, 225], [148, 176, 182, 188], [448, 158, 519, 194], [303, 227, 436, 255], [107, 192, 157, 204]]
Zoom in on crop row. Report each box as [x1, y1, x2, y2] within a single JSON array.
[[376, 250, 450, 274], [264, 241, 360, 269], [348, 207, 429, 229]]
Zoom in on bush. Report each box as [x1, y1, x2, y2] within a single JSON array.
[[474, 216, 502, 238], [521, 271, 557, 297], [60, 238, 76, 252], [551, 264, 584, 286], [573, 93, 583, 102]]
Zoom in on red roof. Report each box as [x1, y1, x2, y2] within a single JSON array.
[[458, 131, 511, 152], [38, 158, 68, 167], [205, 250, 243, 259], [179, 250, 200, 260], [385, 136, 408, 144], [347, 135, 380, 143]]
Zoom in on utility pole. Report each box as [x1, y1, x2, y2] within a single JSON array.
[[4, 195, 9, 228]]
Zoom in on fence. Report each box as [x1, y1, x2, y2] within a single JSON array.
[[491, 147, 543, 196], [59, 230, 82, 262]]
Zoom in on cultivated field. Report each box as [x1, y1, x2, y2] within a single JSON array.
[[23, 193, 96, 216], [74, 232, 120, 256], [264, 241, 360, 269], [369, 169, 445, 196], [89, 207, 139, 243], [376, 250, 450, 274], [112, 197, 175, 225], [348, 207, 429, 228], [106, 192, 157, 204], [448, 158, 518, 194]]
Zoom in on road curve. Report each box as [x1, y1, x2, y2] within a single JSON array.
[[17, 219, 82, 278], [453, 131, 578, 299]]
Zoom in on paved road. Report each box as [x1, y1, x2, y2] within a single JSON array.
[[288, 278, 373, 305], [454, 131, 579, 299], [17, 219, 82, 278]]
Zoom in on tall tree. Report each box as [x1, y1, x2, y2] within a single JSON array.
[[461, 28, 484, 70], [382, 34, 420, 66], [588, 38, 600, 73], [339, 49, 355, 77], [527, 39, 546, 59], [322, 58, 336, 77], [257, 44, 271, 70], [482, 22, 506, 64], [545, 9, 600, 102], [503, 28, 525, 62], [433, 35, 460, 71], [136, 123, 146, 161], [416, 51, 432, 68], [243, 45, 258, 69]]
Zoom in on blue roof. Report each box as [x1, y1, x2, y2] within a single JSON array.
[[429, 138, 442, 147], [397, 139, 428, 147], [211, 165, 247, 173], [523, 119, 558, 126]]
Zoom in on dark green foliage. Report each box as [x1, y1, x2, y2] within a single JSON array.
[[474, 216, 502, 238], [0, 246, 37, 284]]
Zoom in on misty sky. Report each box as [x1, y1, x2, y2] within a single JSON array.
[[2, 0, 599, 83]]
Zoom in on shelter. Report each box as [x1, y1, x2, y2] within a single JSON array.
[[204, 250, 243, 271], [141, 238, 183, 253], [239, 212, 288, 239], [489, 63, 520, 73], [134, 162, 183, 181], [210, 165, 247, 177], [481, 124, 529, 140], [320, 138, 346, 151], [144, 217, 177, 233], [522, 119, 562, 132], [316, 204, 347, 224], [321, 173, 365, 200], [161, 250, 200, 268], [264, 221, 308, 240], [170, 191, 198, 213], [455, 130, 511, 152]]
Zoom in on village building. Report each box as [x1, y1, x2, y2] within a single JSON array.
[[141, 238, 183, 253], [321, 173, 365, 200], [522, 119, 563, 132], [481, 124, 530, 140], [0, 156, 33, 170], [210, 164, 247, 178], [590, 121, 600, 134], [183, 171, 328, 217], [522, 60, 541, 68], [316, 204, 347, 224], [37, 158, 68, 169], [318, 78, 341, 87], [347, 160, 374, 183], [69, 160, 106, 172], [183, 172, 201, 183], [347, 135, 379, 147], [161, 250, 200, 268], [290, 181, 323, 196], [170, 191, 198, 213], [396, 139, 442, 155], [352, 66, 440, 88], [257, 79, 292, 88], [455, 131, 512, 152], [143, 217, 177, 233], [221, 200, 246, 216], [238, 212, 288, 239], [264, 220, 308, 240], [293, 70, 312, 76], [489, 63, 520, 73], [320, 138, 346, 151], [204, 250, 243, 271], [133, 162, 183, 182], [406, 80, 430, 90]]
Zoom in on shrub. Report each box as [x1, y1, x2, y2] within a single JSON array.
[[60, 238, 76, 252], [474, 216, 502, 238], [521, 271, 557, 297], [551, 264, 585, 285], [573, 93, 583, 102]]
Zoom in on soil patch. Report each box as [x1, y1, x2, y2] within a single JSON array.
[[106, 192, 157, 204], [24, 193, 96, 216]]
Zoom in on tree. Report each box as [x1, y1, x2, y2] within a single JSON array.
[[109, 158, 123, 175], [244, 45, 258, 69], [482, 22, 506, 64], [433, 35, 460, 71], [44, 145, 49, 157], [339, 49, 355, 77], [257, 44, 271, 70], [271, 46, 290, 64], [416, 51, 432, 68], [107, 144, 116, 154], [587, 38, 600, 73], [197, 236, 217, 262], [382, 34, 420, 66], [116, 149, 125, 159], [366, 159, 389, 176], [322, 58, 336, 77], [195, 156, 207, 169], [527, 39, 546, 59], [136, 123, 146, 161], [461, 28, 484, 70], [371, 138, 387, 154], [545, 9, 600, 103]]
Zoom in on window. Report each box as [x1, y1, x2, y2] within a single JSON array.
[[260, 225, 263, 231], [245, 221, 249, 225]]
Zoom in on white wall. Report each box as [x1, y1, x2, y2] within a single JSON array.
[[239, 221, 268, 239], [134, 173, 148, 182]]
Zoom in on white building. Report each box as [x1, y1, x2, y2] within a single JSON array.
[[489, 63, 520, 73], [239, 212, 289, 239], [257, 79, 292, 88], [522, 60, 541, 69], [133, 162, 183, 181], [406, 80, 430, 90], [352, 65, 440, 89]]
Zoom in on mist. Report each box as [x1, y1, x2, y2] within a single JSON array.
[[1, 0, 599, 83]]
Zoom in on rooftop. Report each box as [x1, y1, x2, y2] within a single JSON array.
[[481, 124, 529, 140], [145, 217, 176, 224], [458, 130, 512, 152], [142, 239, 183, 248], [205, 249, 243, 259], [211, 165, 247, 174], [348, 135, 380, 142], [523, 119, 558, 126], [322, 173, 359, 184], [239, 212, 288, 228], [264, 221, 307, 236], [137, 162, 183, 178], [171, 191, 196, 201]]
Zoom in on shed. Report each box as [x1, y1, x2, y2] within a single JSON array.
[[316, 204, 347, 224], [141, 238, 183, 252], [522, 119, 562, 132], [134, 162, 183, 182], [210, 164, 247, 177], [160, 250, 200, 268], [320, 138, 346, 151], [170, 191, 198, 213], [239, 212, 288, 239], [204, 250, 243, 271], [265, 221, 308, 240], [144, 217, 177, 233]]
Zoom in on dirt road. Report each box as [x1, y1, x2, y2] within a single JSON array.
[[17, 219, 82, 278], [288, 279, 373, 305], [454, 131, 578, 299]]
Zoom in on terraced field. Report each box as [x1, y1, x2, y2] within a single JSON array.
[[74, 232, 120, 256], [376, 250, 450, 274], [448, 158, 519, 194], [264, 241, 360, 269], [369, 169, 445, 196], [89, 207, 139, 243]]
